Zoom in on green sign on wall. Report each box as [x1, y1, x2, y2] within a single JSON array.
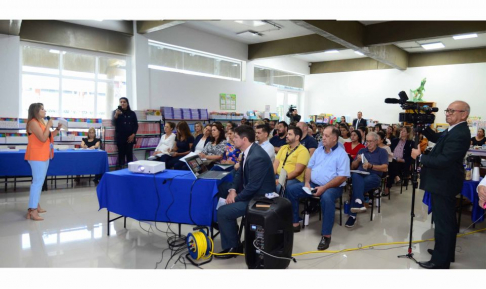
[[220, 93, 236, 110]]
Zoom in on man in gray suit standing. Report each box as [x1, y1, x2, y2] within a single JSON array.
[[216, 125, 276, 259]]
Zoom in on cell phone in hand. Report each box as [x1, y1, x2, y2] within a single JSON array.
[[118, 106, 122, 110]]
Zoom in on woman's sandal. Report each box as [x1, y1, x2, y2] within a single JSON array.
[[37, 205, 46, 213], [26, 209, 44, 221]]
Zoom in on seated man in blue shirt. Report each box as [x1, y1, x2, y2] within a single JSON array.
[[286, 126, 350, 251], [270, 121, 288, 154], [346, 132, 388, 228]]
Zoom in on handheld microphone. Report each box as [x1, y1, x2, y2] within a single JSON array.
[[384, 98, 401, 104], [117, 106, 122, 110], [46, 116, 51, 121]]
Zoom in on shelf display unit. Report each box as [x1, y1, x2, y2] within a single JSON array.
[[102, 120, 162, 168]]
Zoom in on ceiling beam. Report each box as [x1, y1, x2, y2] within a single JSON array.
[[311, 58, 392, 74], [365, 21, 486, 46], [137, 21, 186, 34], [0, 20, 22, 36], [292, 20, 409, 70], [248, 34, 345, 60]]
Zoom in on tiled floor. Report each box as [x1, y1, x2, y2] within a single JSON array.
[[0, 178, 484, 270]]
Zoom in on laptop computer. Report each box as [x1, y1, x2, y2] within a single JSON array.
[[183, 154, 230, 180]]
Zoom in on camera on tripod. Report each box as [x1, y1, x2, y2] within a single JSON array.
[[385, 91, 438, 128]]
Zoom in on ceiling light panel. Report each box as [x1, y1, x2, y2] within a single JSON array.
[[234, 20, 266, 27], [452, 33, 478, 40], [420, 42, 445, 50]]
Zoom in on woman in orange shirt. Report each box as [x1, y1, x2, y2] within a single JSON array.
[[24, 103, 62, 221]]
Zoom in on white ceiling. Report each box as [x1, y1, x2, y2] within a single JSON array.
[[292, 49, 367, 62], [182, 20, 314, 44], [395, 32, 486, 53], [181, 20, 486, 63]]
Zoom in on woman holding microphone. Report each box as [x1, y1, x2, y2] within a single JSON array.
[[25, 103, 62, 221], [112, 97, 138, 169]]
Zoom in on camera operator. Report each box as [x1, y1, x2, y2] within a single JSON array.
[[411, 100, 471, 269], [287, 106, 301, 124]]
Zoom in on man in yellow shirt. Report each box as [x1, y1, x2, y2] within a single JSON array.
[[273, 126, 310, 194]]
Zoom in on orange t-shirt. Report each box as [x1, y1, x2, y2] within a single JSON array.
[[24, 119, 54, 161]]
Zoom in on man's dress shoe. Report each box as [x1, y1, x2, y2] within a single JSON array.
[[418, 261, 449, 269]]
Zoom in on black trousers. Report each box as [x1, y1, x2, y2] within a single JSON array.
[[430, 192, 457, 268], [117, 141, 134, 168], [158, 154, 182, 169], [386, 160, 408, 188]]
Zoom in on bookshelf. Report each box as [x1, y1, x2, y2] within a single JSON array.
[[102, 120, 162, 168]]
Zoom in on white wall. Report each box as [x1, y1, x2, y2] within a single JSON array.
[[0, 34, 20, 117], [305, 63, 486, 124], [137, 24, 310, 114]]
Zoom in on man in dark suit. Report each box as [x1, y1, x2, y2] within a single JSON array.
[[352, 111, 367, 130], [412, 101, 471, 269], [216, 125, 276, 258]]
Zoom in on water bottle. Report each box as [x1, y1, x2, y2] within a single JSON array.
[[304, 210, 309, 226], [344, 201, 350, 215]]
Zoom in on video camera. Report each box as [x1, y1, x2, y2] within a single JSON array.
[[385, 91, 437, 127], [286, 105, 297, 118]]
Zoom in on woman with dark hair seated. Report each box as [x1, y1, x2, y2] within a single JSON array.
[[199, 123, 227, 159], [358, 126, 368, 146], [220, 127, 241, 165], [344, 130, 365, 160], [339, 123, 351, 144], [374, 123, 382, 133], [384, 126, 414, 196], [159, 121, 194, 169], [471, 128, 485, 146], [193, 124, 211, 154]]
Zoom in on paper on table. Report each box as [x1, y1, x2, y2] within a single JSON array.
[[350, 170, 370, 175], [216, 197, 227, 210]]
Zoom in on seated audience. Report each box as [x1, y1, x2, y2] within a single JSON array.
[[255, 124, 275, 162], [192, 124, 211, 154], [344, 130, 365, 159], [296, 122, 318, 156], [358, 126, 367, 146], [377, 131, 393, 163], [199, 123, 227, 162], [153, 122, 176, 158], [269, 120, 277, 138], [386, 126, 396, 143], [220, 127, 241, 165], [240, 118, 247, 126], [314, 124, 323, 143], [309, 121, 318, 138], [273, 127, 310, 193], [192, 122, 203, 138], [253, 120, 265, 130], [339, 123, 352, 144], [384, 126, 414, 195], [270, 121, 289, 153], [81, 127, 101, 149], [286, 126, 350, 250], [346, 132, 388, 228], [374, 123, 382, 133], [471, 128, 486, 146], [160, 121, 194, 169], [215, 125, 275, 259]]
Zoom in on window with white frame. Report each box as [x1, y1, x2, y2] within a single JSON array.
[[21, 44, 127, 119], [254, 65, 304, 90], [148, 40, 242, 81]]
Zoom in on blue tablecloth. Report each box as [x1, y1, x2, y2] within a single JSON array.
[[96, 169, 232, 226], [423, 178, 485, 223], [0, 149, 109, 176]]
